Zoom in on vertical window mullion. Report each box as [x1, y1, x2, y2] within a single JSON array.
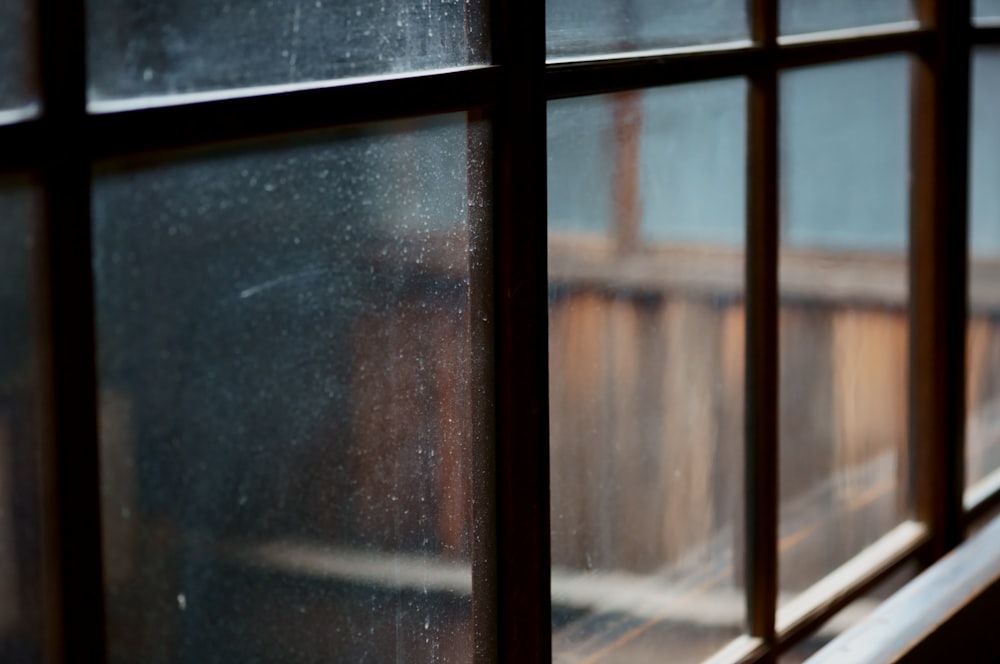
[[746, 0, 779, 650], [490, 0, 550, 662], [37, 0, 108, 661], [909, 0, 971, 561]]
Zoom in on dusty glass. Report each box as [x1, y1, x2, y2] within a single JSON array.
[[781, 0, 912, 36], [976, 0, 1000, 19], [967, 49, 1000, 497], [548, 79, 747, 663], [0, 0, 37, 114], [0, 182, 45, 663], [778, 55, 911, 602], [546, 0, 747, 61], [94, 115, 489, 664], [87, 0, 488, 102]]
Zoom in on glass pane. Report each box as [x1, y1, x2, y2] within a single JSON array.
[[778, 563, 916, 663], [0, 182, 45, 663], [976, 0, 1000, 18], [88, 0, 488, 101], [781, 0, 912, 36], [968, 49, 1000, 494], [546, 0, 747, 61], [779, 56, 911, 602], [0, 0, 37, 113], [549, 79, 747, 663], [94, 115, 488, 664]]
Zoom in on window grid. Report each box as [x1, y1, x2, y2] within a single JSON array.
[[0, 0, 995, 661]]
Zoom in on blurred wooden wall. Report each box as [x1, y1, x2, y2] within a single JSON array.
[[549, 286, 915, 592]]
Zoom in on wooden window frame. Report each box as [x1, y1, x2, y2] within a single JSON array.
[[0, 0, 998, 662]]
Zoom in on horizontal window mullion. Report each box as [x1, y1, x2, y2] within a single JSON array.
[[546, 44, 762, 99], [776, 27, 934, 68], [88, 66, 499, 159], [973, 24, 1000, 42], [2, 66, 500, 167], [546, 29, 934, 102]]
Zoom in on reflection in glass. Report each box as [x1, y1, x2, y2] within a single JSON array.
[[780, 0, 912, 35], [0, 183, 44, 663], [778, 564, 916, 663], [546, 0, 747, 61], [967, 49, 1000, 494], [87, 0, 488, 101], [779, 56, 910, 601], [0, 0, 37, 113], [548, 80, 746, 663], [94, 115, 488, 663]]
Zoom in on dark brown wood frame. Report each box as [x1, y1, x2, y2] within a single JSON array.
[[0, 0, 997, 662]]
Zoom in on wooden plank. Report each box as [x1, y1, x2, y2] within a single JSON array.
[[659, 298, 726, 566], [608, 295, 660, 571], [349, 296, 475, 555], [965, 317, 1000, 487], [720, 304, 747, 588], [548, 291, 612, 570], [830, 309, 908, 532]]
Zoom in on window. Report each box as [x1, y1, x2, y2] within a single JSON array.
[[0, 1, 996, 663]]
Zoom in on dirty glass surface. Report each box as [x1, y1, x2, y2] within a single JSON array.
[[778, 55, 911, 603], [0, 182, 45, 664], [780, 0, 912, 36], [0, 0, 37, 114], [546, 0, 747, 61], [548, 79, 747, 663], [967, 49, 1000, 496], [94, 114, 488, 664], [87, 0, 488, 101], [976, 0, 1000, 19]]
